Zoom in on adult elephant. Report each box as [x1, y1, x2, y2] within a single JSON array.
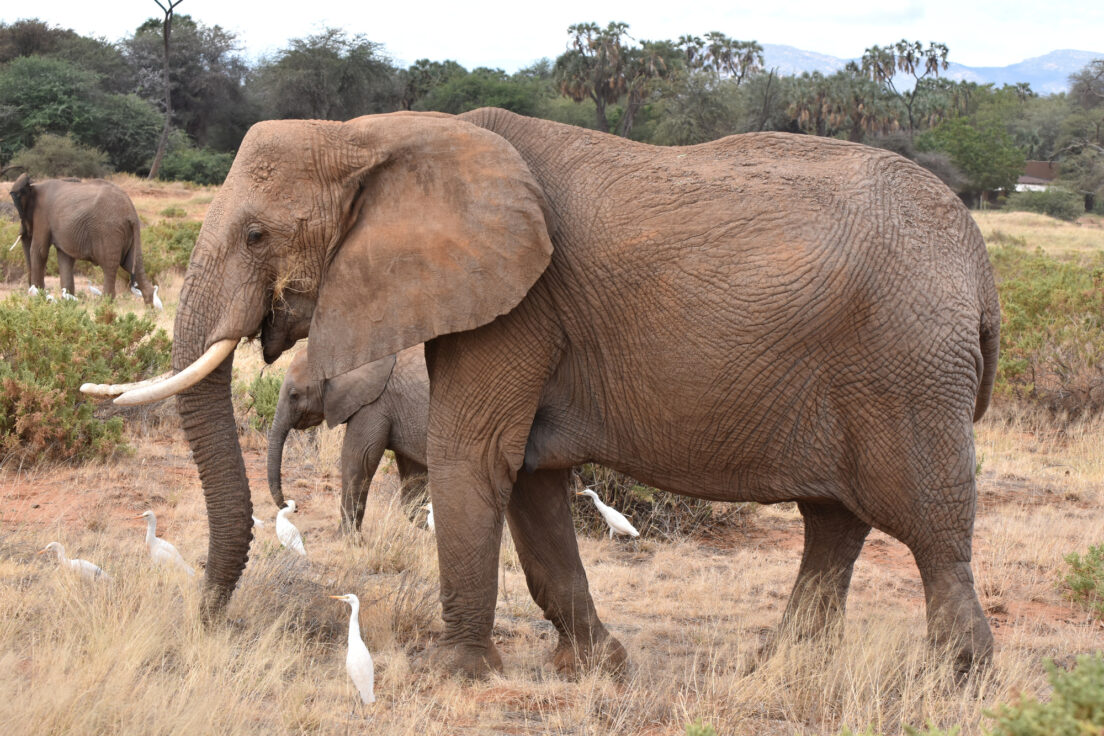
[[87, 108, 1000, 678], [268, 346, 429, 532], [9, 174, 155, 303]]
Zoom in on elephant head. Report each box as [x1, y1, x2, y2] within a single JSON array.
[[9, 173, 34, 245], [89, 112, 553, 610], [267, 349, 396, 509]]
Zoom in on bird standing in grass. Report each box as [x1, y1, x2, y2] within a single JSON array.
[[39, 542, 111, 581], [152, 285, 163, 310], [87, 282, 102, 296], [61, 288, 78, 301], [576, 488, 640, 539], [276, 500, 306, 556], [135, 510, 195, 575], [330, 593, 375, 704], [422, 503, 435, 533], [130, 282, 143, 299]]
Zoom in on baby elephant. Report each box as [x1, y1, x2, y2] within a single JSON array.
[[267, 346, 428, 532]]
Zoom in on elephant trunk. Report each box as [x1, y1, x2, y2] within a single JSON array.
[[267, 397, 293, 510], [172, 272, 254, 616]]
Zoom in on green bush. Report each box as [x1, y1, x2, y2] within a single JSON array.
[[989, 244, 1104, 417], [1005, 189, 1086, 221], [8, 133, 111, 178], [238, 370, 284, 432], [141, 219, 200, 280], [572, 464, 729, 540], [1063, 544, 1104, 620], [0, 295, 171, 464], [156, 144, 233, 186], [988, 655, 1104, 736]]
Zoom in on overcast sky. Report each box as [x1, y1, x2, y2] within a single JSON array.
[[4, 0, 1102, 71]]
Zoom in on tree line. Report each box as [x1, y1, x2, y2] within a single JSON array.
[[0, 16, 1101, 207]]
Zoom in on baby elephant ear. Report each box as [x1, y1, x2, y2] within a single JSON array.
[[321, 354, 397, 428], [309, 113, 553, 382]]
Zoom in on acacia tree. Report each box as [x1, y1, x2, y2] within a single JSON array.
[[861, 40, 948, 136], [147, 0, 184, 179]]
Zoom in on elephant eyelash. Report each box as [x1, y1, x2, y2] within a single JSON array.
[[246, 229, 264, 245]]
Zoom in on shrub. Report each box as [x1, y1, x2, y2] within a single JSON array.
[[156, 144, 233, 186], [0, 295, 171, 464], [237, 370, 284, 432], [989, 244, 1104, 417], [572, 464, 727, 540], [1005, 189, 1085, 222], [1063, 544, 1104, 620], [141, 219, 200, 280], [159, 206, 186, 218], [987, 655, 1104, 735], [8, 133, 111, 178]]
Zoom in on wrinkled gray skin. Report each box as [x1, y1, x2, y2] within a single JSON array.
[[162, 109, 1000, 680], [9, 174, 154, 302], [268, 346, 428, 532]]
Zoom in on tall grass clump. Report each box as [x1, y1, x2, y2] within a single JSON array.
[[0, 296, 170, 464], [989, 244, 1104, 417]]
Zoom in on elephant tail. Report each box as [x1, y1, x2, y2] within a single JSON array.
[[973, 276, 1000, 423]]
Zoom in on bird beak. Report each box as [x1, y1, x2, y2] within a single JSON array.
[[132, 514, 146, 520], [329, 595, 346, 601], [37, 549, 47, 555], [574, 492, 585, 496]]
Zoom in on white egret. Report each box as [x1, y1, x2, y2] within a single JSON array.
[[44, 292, 56, 303], [152, 285, 163, 310], [276, 500, 306, 556], [27, 285, 38, 296], [135, 510, 195, 575], [252, 515, 265, 528], [39, 542, 111, 581], [422, 503, 435, 533], [130, 283, 143, 298], [61, 288, 78, 301], [576, 488, 640, 539], [87, 280, 102, 296], [330, 593, 375, 704]]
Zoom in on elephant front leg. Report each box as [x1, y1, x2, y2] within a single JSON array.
[[57, 250, 76, 295], [340, 410, 389, 533], [429, 458, 509, 678], [507, 468, 627, 677]]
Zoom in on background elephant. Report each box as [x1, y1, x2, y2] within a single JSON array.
[[9, 174, 155, 302], [95, 108, 1000, 679], [268, 345, 428, 532]]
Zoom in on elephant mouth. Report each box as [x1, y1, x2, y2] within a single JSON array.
[[260, 293, 315, 364]]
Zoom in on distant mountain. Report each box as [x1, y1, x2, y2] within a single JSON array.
[[761, 45, 1103, 95]]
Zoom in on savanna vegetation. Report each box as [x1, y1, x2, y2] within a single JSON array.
[[0, 7, 1102, 736]]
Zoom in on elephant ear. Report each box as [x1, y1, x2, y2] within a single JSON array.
[[321, 353, 397, 428], [308, 113, 553, 382]]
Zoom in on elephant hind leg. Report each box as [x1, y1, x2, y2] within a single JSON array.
[[506, 467, 627, 678], [57, 250, 76, 295], [101, 266, 117, 299], [780, 501, 871, 640]]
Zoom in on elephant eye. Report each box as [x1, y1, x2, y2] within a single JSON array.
[[246, 228, 264, 245]]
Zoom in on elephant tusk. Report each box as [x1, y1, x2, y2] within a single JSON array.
[[9, 236, 19, 251], [112, 338, 239, 406], [79, 339, 238, 406], [80, 371, 174, 397]]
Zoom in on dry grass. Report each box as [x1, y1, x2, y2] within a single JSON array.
[[0, 182, 1101, 736], [974, 210, 1104, 257]]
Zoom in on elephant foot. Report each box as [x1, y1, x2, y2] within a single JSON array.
[[551, 632, 629, 679], [417, 639, 504, 680]]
